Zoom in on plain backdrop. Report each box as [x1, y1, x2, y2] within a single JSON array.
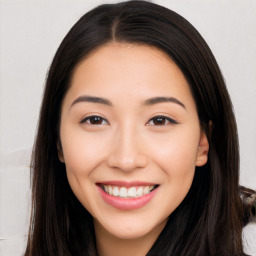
[[0, 0, 255, 255]]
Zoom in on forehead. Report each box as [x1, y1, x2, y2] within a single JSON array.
[[66, 43, 193, 107]]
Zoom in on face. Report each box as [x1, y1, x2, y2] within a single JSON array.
[[59, 43, 209, 241]]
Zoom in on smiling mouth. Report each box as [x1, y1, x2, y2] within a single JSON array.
[[99, 184, 159, 199]]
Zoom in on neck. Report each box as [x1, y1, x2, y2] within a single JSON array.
[[94, 219, 167, 256]]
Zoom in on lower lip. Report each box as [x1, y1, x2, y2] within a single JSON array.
[[97, 186, 159, 210]]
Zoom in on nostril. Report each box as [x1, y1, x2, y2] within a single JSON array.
[[107, 150, 148, 171]]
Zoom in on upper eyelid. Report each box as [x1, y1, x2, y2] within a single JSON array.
[[79, 114, 178, 125], [80, 115, 109, 124], [151, 115, 176, 120], [147, 115, 178, 124]]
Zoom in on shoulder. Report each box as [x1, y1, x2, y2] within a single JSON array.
[[242, 223, 256, 256]]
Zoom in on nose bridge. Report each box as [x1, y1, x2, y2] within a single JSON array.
[[107, 122, 147, 171]]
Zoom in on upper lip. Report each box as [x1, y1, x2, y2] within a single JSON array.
[[96, 180, 157, 187]]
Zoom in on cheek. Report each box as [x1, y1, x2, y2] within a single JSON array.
[[149, 127, 200, 173], [149, 127, 199, 206], [60, 127, 110, 175], [151, 129, 199, 210], [60, 128, 110, 214]]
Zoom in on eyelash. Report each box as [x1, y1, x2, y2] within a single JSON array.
[[146, 115, 178, 126], [80, 115, 109, 125], [80, 115, 178, 126]]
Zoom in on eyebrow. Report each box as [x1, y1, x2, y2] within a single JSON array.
[[71, 96, 113, 108], [70, 95, 185, 110], [144, 97, 186, 110]]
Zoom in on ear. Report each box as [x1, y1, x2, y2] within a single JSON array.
[[57, 139, 65, 163], [195, 129, 209, 167]]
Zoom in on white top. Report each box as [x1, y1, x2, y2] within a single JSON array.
[[243, 223, 256, 256]]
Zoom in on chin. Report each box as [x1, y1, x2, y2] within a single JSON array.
[[95, 215, 168, 241], [111, 227, 151, 240]]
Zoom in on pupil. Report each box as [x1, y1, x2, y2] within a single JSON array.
[[154, 117, 165, 125], [91, 117, 101, 124]]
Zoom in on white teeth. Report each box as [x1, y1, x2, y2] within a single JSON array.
[[113, 187, 119, 196], [144, 186, 150, 194], [102, 185, 155, 198], [104, 185, 108, 193], [108, 185, 113, 195], [127, 187, 136, 197], [136, 187, 143, 197], [119, 187, 127, 198]]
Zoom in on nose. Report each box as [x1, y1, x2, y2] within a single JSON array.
[[107, 126, 148, 172]]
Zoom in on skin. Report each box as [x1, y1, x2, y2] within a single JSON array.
[[58, 43, 209, 256]]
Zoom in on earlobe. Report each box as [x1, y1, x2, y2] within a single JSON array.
[[57, 140, 65, 163], [195, 130, 209, 167]]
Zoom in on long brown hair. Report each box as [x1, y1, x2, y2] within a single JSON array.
[[25, 1, 247, 255]]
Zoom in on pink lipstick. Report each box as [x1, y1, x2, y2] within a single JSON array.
[[97, 181, 159, 210]]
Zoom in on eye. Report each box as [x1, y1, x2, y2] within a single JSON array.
[[146, 115, 178, 126], [80, 115, 109, 125]]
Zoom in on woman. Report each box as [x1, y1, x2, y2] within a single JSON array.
[[25, 1, 255, 255]]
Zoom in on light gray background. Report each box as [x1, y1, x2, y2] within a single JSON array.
[[0, 0, 255, 255]]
